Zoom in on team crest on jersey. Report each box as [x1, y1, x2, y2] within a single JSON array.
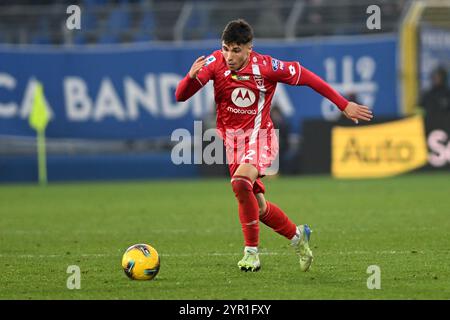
[[205, 55, 216, 66], [231, 74, 250, 81], [253, 75, 265, 89], [271, 58, 280, 71], [231, 87, 256, 108]]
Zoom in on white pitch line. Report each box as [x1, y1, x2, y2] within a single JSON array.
[[0, 250, 425, 259], [1, 229, 229, 235]]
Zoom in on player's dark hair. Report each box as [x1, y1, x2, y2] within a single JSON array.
[[221, 19, 253, 45]]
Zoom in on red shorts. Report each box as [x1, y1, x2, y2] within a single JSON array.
[[225, 128, 279, 195]]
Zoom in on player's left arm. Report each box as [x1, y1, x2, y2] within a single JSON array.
[[267, 57, 373, 124], [298, 66, 373, 124]]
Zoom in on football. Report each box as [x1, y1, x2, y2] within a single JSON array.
[[121, 244, 160, 280]]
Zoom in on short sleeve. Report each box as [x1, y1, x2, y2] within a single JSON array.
[[196, 53, 218, 86], [265, 56, 302, 86]]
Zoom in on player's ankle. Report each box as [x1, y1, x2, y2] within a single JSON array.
[[290, 227, 301, 244], [244, 246, 258, 254]]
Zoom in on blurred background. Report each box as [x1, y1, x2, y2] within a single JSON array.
[[0, 0, 405, 44], [0, 0, 449, 182]]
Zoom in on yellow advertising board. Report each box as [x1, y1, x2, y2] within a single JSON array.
[[332, 116, 427, 178]]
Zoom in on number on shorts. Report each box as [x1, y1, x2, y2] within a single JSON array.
[[241, 150, 256, 162]]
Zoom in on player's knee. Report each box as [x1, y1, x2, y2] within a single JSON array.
[[231, 176, 253, 201], [258, 204, 267, 217], [258, 207, 265, 217]]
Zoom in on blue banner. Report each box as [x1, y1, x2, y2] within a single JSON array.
[[0, 35, 398, 139], [420, 25, 450, 91]]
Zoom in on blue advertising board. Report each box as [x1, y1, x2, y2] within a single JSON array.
[[0, 35, 398, 139], [420, 25, 450, 91]]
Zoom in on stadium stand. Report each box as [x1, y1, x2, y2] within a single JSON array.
[[0, 0, 405, 45]]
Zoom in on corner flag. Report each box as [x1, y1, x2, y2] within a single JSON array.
[[29, 82, 50, 132], [29, 82, 50, 185]]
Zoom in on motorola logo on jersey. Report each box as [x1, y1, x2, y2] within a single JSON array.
[[226, 106, 257, 115], [231, 87, 256, 108]]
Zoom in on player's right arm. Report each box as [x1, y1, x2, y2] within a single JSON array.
[[175, 55, 214, 102]]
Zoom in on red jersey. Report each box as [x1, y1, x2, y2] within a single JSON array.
[[176, 50, 348, 145]]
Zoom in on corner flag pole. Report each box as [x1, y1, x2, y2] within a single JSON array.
[[37, 129, 48, 185], [29, 81, 50, 186]]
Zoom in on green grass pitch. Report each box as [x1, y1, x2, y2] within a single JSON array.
[[0, 172, 449, 299]]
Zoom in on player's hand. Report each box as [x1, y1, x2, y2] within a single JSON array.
[[189, 56, 206, 79], [342, 102, 373, 124]]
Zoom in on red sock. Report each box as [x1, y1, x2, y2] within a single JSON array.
[[231, 175, 259, 247], [260, 201, 297, 240]]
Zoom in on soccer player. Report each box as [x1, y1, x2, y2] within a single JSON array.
[[175, 19, 373, 272]]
